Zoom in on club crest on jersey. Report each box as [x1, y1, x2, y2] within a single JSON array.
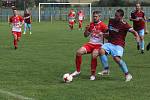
[[109, 25, 119, 32]]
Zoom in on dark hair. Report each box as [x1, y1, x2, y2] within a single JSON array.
[[93, 11, 101, 16], [116, 9, 124, 17]]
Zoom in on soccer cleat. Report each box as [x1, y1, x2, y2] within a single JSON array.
[[141, 50, 144, 54], [30, 32, 32, 34], [70, 71, 80, 77], [98, 70, 110, 76], [90, 75, 96, 81], [146, 43, 150, 51], [125, 74, 132, 82]]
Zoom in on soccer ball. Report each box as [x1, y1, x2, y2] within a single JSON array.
[[63, 73, 73, 83]]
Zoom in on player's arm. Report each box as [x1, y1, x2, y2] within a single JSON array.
[[129, 28, 140, 43], [24, 16, 30, 19], [9, 17, 12, 27], [144, 16, 149, 34], [19, 16, 24, 27], [84, 25, 90, 37]]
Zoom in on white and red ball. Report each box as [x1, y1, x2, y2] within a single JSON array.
[[63, 73, 73, 83]]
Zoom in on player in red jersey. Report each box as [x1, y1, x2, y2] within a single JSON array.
[[98, 9, 140, 82], [130, 3, 148, 54], [70, 11, 108, 80], [9, 7, 24, 49], [77, 10, 84, 30], [68, 9, 76, 30], [23, 9, 32, 35]]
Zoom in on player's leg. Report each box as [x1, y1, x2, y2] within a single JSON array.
[[71, 43, 92, 77], [23, 23, 27, 34], [17, 32, 21, 41], [69, 21, 73, 30], [98, 43, 110, 75], [71, 46, 87, 77], [12, 32, 18, 49], [27, 23, 32, 34], [90, 49, 99, 80], [138, 29, 145, 54], [113, 56, 132, 82], [112, 45, 132, 82], [79, 20, 82, 29]]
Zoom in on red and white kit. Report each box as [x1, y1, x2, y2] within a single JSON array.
[[78, 11, 84, 29]]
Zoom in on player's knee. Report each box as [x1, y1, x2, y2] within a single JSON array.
[[76, 47, 86, 55], [99, 49, 105, 56], [113, 56, 121, 63], [140, 36, 144, 40], [92, 50, 99, 58]]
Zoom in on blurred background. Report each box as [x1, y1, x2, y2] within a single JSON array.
[[0, 0, 150, 22]]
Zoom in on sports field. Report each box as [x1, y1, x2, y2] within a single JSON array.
[[0, 21, 150, 100]]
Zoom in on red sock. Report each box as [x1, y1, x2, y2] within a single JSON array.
[[91, 58, 97, 75], [76, 55, 82, 72], [14, 39, 17, 47]]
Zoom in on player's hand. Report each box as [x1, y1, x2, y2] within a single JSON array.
[[135, 18, 140, 21], [98, 31, 103, 37]]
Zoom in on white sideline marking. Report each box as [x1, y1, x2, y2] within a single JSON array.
[[0, 89, 35, 100]]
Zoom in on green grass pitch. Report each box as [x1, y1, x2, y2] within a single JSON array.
[[0, 21, 150, 100]]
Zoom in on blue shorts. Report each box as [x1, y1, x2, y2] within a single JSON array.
[[24, 23, 31, 29], [102, 43, 124, 57], [138, 29, 144, 36]]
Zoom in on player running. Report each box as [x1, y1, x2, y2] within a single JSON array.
[[70, 11, 108, 80], [23, 9, 32, 35], [77, 10, 84, 30], [130, 3, 148, 54], [68, 9, 76, 30], [98, 9, 140, 82], [9, 7, 24, 49]]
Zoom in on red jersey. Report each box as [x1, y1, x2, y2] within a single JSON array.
[[9, 15, 24, 32], [68, 11, 75, 22], [108, 19, 132, 47], [87, 21, 108, 44], [131, 10, 145, 31], [24, 13, 31, 24]]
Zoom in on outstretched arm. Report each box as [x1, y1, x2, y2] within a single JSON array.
[[129, 28, 140, 43]]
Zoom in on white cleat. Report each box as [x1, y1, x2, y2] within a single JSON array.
[[30, 32, 32, 34], [98, 70, 110, 76], [90, 75, 96, 81], [70, 71, 80, 77], [125, 74, 133, 82]]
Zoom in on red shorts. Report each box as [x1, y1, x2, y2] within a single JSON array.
[[79, 20, 83, 24], [69, 21, 75, 26], [83, 43, 102, 53], [12, 31, 21, 38]]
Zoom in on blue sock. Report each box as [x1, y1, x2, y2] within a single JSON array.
[[141, 40, 144, 50], [118, 60, 128, 74], [99, 55, 109, 70]]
